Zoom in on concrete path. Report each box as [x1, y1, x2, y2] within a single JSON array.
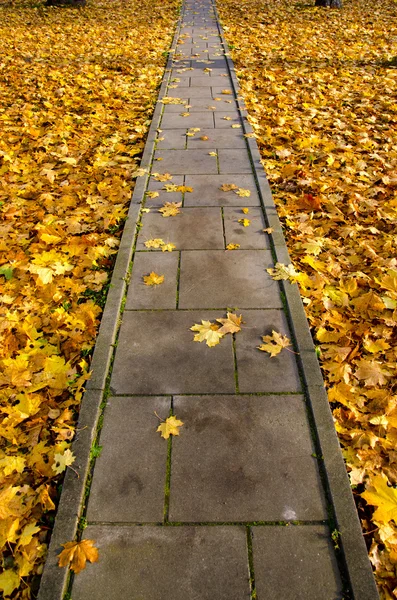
[[38, 1, 379, 599]]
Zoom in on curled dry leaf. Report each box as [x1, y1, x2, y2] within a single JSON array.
[[58, 539, 99, 574], [216, 312, 243, 334], [258, 330, 292, 358], [157, 415, 184, 439]]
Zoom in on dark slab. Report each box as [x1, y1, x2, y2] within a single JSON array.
[[72, 526, 250, 600], [170, 395, 327, 521], [235, 309, 302, 393], [218, 149, 252, 173], [110, 310, 236, 395], [184, 174, 260, 206], [126, 252, 179, 309], [136, 208, 224, 250], [160, 111, 214, 130], [153, 149, 218, 174], [178, 250, 282, 308], [253, 526, 344, 599], [86, 397, 169, 522], [223, 207, 269, 249]]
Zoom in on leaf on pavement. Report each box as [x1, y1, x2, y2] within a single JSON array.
[[266, 263, 299, 282], [216, 312, 243, 334], [258, 330, 292, 357], [190, 320, 224, 347], [157, 415, 184, 439], [143, 272, 164, 286], [58, 539, 99, 574], [158, 202, 182, 217]]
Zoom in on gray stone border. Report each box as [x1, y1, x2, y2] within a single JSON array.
[[37, 9, 184, 600], [212, 4, 379, 599]]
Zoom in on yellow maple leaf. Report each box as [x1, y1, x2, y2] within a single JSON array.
[[143, 272, 164, 286], [158, 202, 182, 217], [220, 183, 238, 192], [52, 449, 76, 475], [153, 173, 173, 182], [161, 243, 176, 252], [0, 570, 20, 597], [222, 116, 232, 121], [58, 539, 99, 574], [190, 320, 224, 347], [221, 89, 232, 94], [231, 124, 241, 128], [216, 312, 243, 334], [266, 263, 299, 282], [208, 151, 217, 156], [176, 185, 193, 193], [226, 243, 240, 250], [362, 475, 397, 524], [146, 191, 159, 199], [180, 112, 190, 117], [156, 415, 184, 439], [258, 330, 292, 357], [355, 359, 392, 387], [163, 183, 179, 192], [144, 238, 165, 249], [238, 218, 250, 227]]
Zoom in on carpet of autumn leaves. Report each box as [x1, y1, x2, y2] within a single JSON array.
[[217, 0, 397, 595], [0, 0, 179, 596]]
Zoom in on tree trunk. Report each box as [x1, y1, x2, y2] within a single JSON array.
[[45, 0, 86, 6], [315, 0, 342, 7]]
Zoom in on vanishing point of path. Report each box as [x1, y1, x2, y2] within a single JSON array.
[[39, 1, 379, 598]]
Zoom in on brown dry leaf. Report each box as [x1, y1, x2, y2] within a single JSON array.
[[355, 360, 392, 387], [216, 312, 243, 334], [58, 539, 99, 574], [158, 202, 182, 217], [258, 331, 292, 357], [157, 415, 184, 439], [220, 183, 238, 192], [190, 320, 224, 347], [143, 272, 165, 286]]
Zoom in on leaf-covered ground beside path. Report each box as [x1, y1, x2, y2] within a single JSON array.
[[217, 0, 397, 596], [0, 0, 179, 596]]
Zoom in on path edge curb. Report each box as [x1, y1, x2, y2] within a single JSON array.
[[37, 10, 184, 599], [213, 4, 379, 599]]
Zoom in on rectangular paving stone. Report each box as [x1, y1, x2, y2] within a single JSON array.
[[145, 175, 184, 206], [178, 86, 214, 98], [155, 129, 186, 149], [190, 75, 231, 86], [218, 149, 252, 173], [211, 86, 235, 98], [110, 311, 235, 395], [179, 250, 282, 308], [160, 111, 214, 129], [253, 526, 343, 599], [214, 112, 242, 128], [86, 397, 169, 523], [184, 174, 260, 206], [187, 128, 246, 148], [125, 252, 179, 309], [235, 309, 302, 393], [160, 101, 190, 113], [137, 208, 224, 250], [170, 395, 327, 521], [72, 526, 250, 600], [223, 207, 269, 249], [169, 75, 190, 87], [153, 149, 218, 174]]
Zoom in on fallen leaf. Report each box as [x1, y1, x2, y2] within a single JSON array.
[[231, 124, 241, 128], [241, 208, 249, 214], [238, 218, 250, 227], [158, 202, 182, 217], [216, 312, 243, 334], [221, 89, 232, 94], [200, 136, 209, 140], [176, 185, 193, 193], [157, 415, 184, 439], [263, 227, 274, 234], [146, 191, 160, 199], [226, 243, 240, 250], [161, 243, 176, 252], [220, 183, 238, 191], [236, 189, 251, 198], [208, 151, 217, 156], [144, 238, 165, 249], [58, 539, 99, 574], [52, 449, 75, 475], [266, 263, 299, 282], [258, 330, 292, 357], [143, 272, 165, 286], [153, 173, 173, 182], [190, 320, 224, 347], [362, 475, 397, 524], [355, 359, 392, 387]]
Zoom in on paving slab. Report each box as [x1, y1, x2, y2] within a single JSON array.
[[184, 173, 260, 206], [125, 251, 179, 310], [86, 397, 169, 523], [252, 526, 344, 599], [72, 526, 250, 600], [110, 310, 236, 395], [235, 309, 302, 393], [187, 128, 246, 148], [170, 395, 327, 521], [160, 110, 214, 129], [218, 148, 252, 173], [178, 250, 282, 308], [153, 149, 218, 174], [155, 129, 187, 149], [223, 207, 269, 249], [145, 175, 184, 206], [137, 207, 224, 250]]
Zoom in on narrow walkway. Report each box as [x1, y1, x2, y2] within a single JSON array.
[[39, 1, 378, 599]]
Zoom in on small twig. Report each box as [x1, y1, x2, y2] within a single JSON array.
[[363, 527, 379, 536], [154, 411, 165, 422]]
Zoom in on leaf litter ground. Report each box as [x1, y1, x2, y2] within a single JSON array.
[[217, 0, 397, 595], [0, 0, 179, 596]]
